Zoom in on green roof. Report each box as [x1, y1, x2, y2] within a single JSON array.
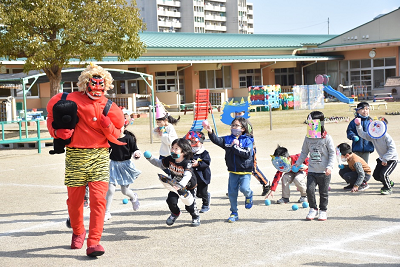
[[139, 32, 336, 49]]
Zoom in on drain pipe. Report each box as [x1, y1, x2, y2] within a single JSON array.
[[301, 61, 317, 85], [261, 61, 276, 85], [176, 63, 192, 109]]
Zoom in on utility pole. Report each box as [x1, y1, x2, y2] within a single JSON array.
[[328, 17, 330, 34]]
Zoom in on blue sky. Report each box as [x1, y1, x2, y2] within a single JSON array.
[[250, 0, 399, 35]]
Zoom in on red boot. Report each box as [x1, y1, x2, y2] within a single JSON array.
[[71, 230, 86, 249], [86, 244, 105, 257]]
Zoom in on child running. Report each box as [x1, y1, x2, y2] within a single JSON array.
[[185, 131, 212, 213], [145, 138, 200, 227], [355, 117, 398, 194], [235, 111, 270, 196], [266, 145, 308, 204], [295, 111, 335, 221], [204, 117, 254, 223], [104, 125, 142, 222]]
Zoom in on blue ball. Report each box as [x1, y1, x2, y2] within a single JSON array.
[[302, 202, 309, 208], [292, 204, 299, 211], [264, 199, 271, 206], [291, 165, 300, 173], [122, 198, 129, 204], [143, 151, 152, 159]]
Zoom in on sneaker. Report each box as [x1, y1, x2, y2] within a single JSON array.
[[227, 212, 239, 223], [390, 180, 395, 188], [318, 210, 327, 221], [200, 205, 210, 213], [66, 218, 71, 228], [86, 244, 105, 257], [191, 216, 201, 227], [261, 183, 271, 196], [381, 188, 392, 195], [130, 193, 140, 211], [71, 229, 86, 249], [298, 196, 307, 203], [306, 208, 318, 220], [358, 182, 369, 191], [276, 197, 289, 204], [166, 213, 180, 226], [343, 184, 354, 190], [245, 195, 253, 209], [104, 212, 112, 222], [84, 199, 89, 208]]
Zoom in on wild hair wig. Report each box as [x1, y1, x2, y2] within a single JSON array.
[[77, 63, 114, 92]]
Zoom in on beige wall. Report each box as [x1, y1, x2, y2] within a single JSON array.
[[155, 91, 181, 111]]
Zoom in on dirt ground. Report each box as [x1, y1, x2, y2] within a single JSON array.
[[0, 102, 400, 266]]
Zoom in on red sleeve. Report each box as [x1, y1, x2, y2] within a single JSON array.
[[101, 102, 124, 138], [270, 171, 283, 191]]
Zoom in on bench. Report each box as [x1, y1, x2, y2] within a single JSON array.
[[374, 93, 393, 101], [348, 101, 387, 111]]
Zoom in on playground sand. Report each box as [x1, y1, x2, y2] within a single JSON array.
[[0, 101, 400, 266]]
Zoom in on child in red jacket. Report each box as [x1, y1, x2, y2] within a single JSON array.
[[266, 145, 309, 204]]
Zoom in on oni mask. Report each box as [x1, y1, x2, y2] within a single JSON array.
[[306, 116, 323, 138], [271, 156, 292, 173], [185, 131, 201, 147], [86, 75, 105, 100]]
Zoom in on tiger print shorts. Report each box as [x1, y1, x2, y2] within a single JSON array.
[[65, 147, 109, 187]]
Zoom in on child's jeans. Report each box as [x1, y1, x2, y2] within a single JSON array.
[[228, 173, 252, 213], [306, 172, 331, 211], [339, 167, 371, 185]]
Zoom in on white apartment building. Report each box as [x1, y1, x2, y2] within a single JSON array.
[[136, 0, 254, 34]]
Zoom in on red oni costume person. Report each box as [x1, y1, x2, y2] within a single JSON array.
[[46, 64, 124, 257]]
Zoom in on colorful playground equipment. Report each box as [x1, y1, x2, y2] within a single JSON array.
[[189, 89, 218, 135], [315, 74, 354, 104]]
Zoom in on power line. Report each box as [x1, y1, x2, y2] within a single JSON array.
[[257, 21, 328, 34]]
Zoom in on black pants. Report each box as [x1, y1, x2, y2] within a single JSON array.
[[373, 158, 397, 189], [196, 179, 209, 206], [166, 190, 198, 218], [306, 172, 331, 211]]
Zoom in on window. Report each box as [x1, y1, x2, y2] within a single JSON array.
[[238, 69, 260, 88], [275, 68, 296, 86], [155, 71, 184, 92], [199, 66, 231, 89]]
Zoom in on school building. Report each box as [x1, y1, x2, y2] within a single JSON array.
[[0, 7, 399, 119]]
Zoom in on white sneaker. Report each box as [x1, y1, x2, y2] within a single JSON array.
[[130, 193, 140, 211], [306, 208, 318, 220], [104, 212, 112, 222], [318, 210, 327, 221]]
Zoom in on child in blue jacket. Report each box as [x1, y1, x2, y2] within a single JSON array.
[[204, 117, 254, 223], [347, 102, 374, 163]]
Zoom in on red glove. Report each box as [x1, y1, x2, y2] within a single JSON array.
[[55, 129, 74, 140], [100, 114, 111, 128]]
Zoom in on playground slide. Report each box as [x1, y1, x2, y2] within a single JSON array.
[[323, 85, 354, 104]]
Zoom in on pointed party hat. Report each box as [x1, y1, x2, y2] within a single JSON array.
[[155, 97, 168, 119]]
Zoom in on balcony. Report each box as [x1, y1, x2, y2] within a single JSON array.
[[157, 10, 181, 17], [158, 20, 182, 28], [204, 4, 226, 12], [248, 18, 253, 24], [157, 0, 181, 7], [205, 24, 226, 31], [205, 14, 226, 22]]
